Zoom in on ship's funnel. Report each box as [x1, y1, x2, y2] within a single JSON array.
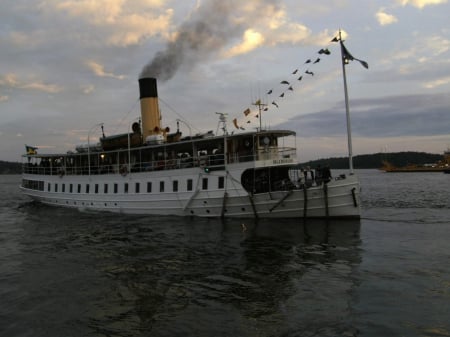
[[139, 77, 161, 140]]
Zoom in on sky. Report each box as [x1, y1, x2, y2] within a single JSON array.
[[1, 0, 449, 162]]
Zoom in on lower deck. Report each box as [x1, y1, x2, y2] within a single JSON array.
[[21, 170, 361, 219]]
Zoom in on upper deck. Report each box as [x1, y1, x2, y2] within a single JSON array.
[[23, 130, 297, 176]]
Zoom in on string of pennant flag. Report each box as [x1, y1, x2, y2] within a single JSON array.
[[232, 32, 368, 131]]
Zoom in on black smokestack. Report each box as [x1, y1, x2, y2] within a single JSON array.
[[140, 1, 282, 82], [139, 77, 158, 99]]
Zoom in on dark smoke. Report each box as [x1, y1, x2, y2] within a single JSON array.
[[140, 0, 281, 81]]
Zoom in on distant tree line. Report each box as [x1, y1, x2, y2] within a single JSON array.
[[299, 152, 444, 170], [0, 151, 444, 173], [0, 161, 22, 174]]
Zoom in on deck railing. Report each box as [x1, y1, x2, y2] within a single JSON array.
[[23, 147, 296, 176]]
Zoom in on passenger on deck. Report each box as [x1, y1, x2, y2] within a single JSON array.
[[315, 165, 322, 185], [322, 165, 332, 183], [304, 166, 314, 187]]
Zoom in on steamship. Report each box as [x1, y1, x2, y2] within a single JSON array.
[[21, 77, 361, 218]]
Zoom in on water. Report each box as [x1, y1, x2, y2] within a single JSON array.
[[0, 170, 449, 336]]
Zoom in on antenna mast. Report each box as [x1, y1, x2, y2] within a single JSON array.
[[253, 99, 267, 131], [215, 112, 228, 135]]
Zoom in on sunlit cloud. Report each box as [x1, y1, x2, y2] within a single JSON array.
[[375, 9, 398, 25], [50, 0, 173, 47], [424, 35, 450, 55], [397, 0, 448, 8], [85, 61, 125, 79], [56, 0, 127, 24], [224, 29, 265, 58], [106, 9, 174, 46], [0, 95, 9, 102], [423, 76, 450, 88], [0, 73, 63, 93]]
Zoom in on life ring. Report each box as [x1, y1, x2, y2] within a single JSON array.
[[119, 165, 128, 176]]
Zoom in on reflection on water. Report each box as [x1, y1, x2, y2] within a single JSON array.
[[3, 201, 363, 336]]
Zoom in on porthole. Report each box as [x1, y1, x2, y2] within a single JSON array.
[[190, 210, 194, 214], [241, 207, 245, 211], [206, 210, 210, 213]]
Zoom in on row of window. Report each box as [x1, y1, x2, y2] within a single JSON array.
[[43, 176, 225, 194]]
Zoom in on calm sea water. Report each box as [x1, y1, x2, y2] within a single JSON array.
[[0, 170, 449, 337]]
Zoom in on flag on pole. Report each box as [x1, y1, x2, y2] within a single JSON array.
[[341, 41, 369, 69], [25, 145, 38, 155], [233, 118, 239, 129]]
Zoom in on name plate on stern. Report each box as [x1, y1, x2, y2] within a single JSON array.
[[256, 157, 294, 167]]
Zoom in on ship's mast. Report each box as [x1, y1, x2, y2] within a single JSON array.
[[253, 99, 267, 131], [339, 29, 354, 175]]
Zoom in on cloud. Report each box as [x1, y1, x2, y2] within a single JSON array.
[[397, 0, 448, 8], [0, 73, 63, 93], [82, 84, 95, 94], [85, 61, 126, 79], [224, 29, 265, 57], [106, 10, 174, 46], [56, 0, 122, 23], [277, 93, 450, 138], [0, 95, 9, 102], [39, 0, 174, 47], [423, 76, 450, 88], [375, 9, 398, 25]]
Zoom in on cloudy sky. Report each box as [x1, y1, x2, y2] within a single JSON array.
[[1, 0, 449, 162]]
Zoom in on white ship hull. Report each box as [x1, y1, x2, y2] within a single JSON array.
[[21, 167, 360, 219]]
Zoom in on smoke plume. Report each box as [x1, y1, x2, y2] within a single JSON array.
[[140, 0, 281, 81]]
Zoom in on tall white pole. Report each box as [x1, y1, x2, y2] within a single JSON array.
[[339, 31, 354, 175]]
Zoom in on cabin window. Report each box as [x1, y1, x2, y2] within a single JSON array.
[[187, 179, 193, 191], [104, 184, 108, 194], [55, 184, 58, 193], [114, 183, 118, 194], [69, 184, 73, 193], [160, 181, 165, 192], [135, 183, 140, 193], [218, 176, 225, 189], [147, 182, 152, 193], [86, 184, 90, 194], [48, 183, 51, 192], [124, 183, 129, 194], [173, 180, 178, 192], [95, 184, 99, 194], [77, 184, 81, 193], [62, 184, 65, 193], [202, 178, 208, 190]]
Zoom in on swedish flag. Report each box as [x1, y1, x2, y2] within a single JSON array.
[[25, 145, 38, 155]]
